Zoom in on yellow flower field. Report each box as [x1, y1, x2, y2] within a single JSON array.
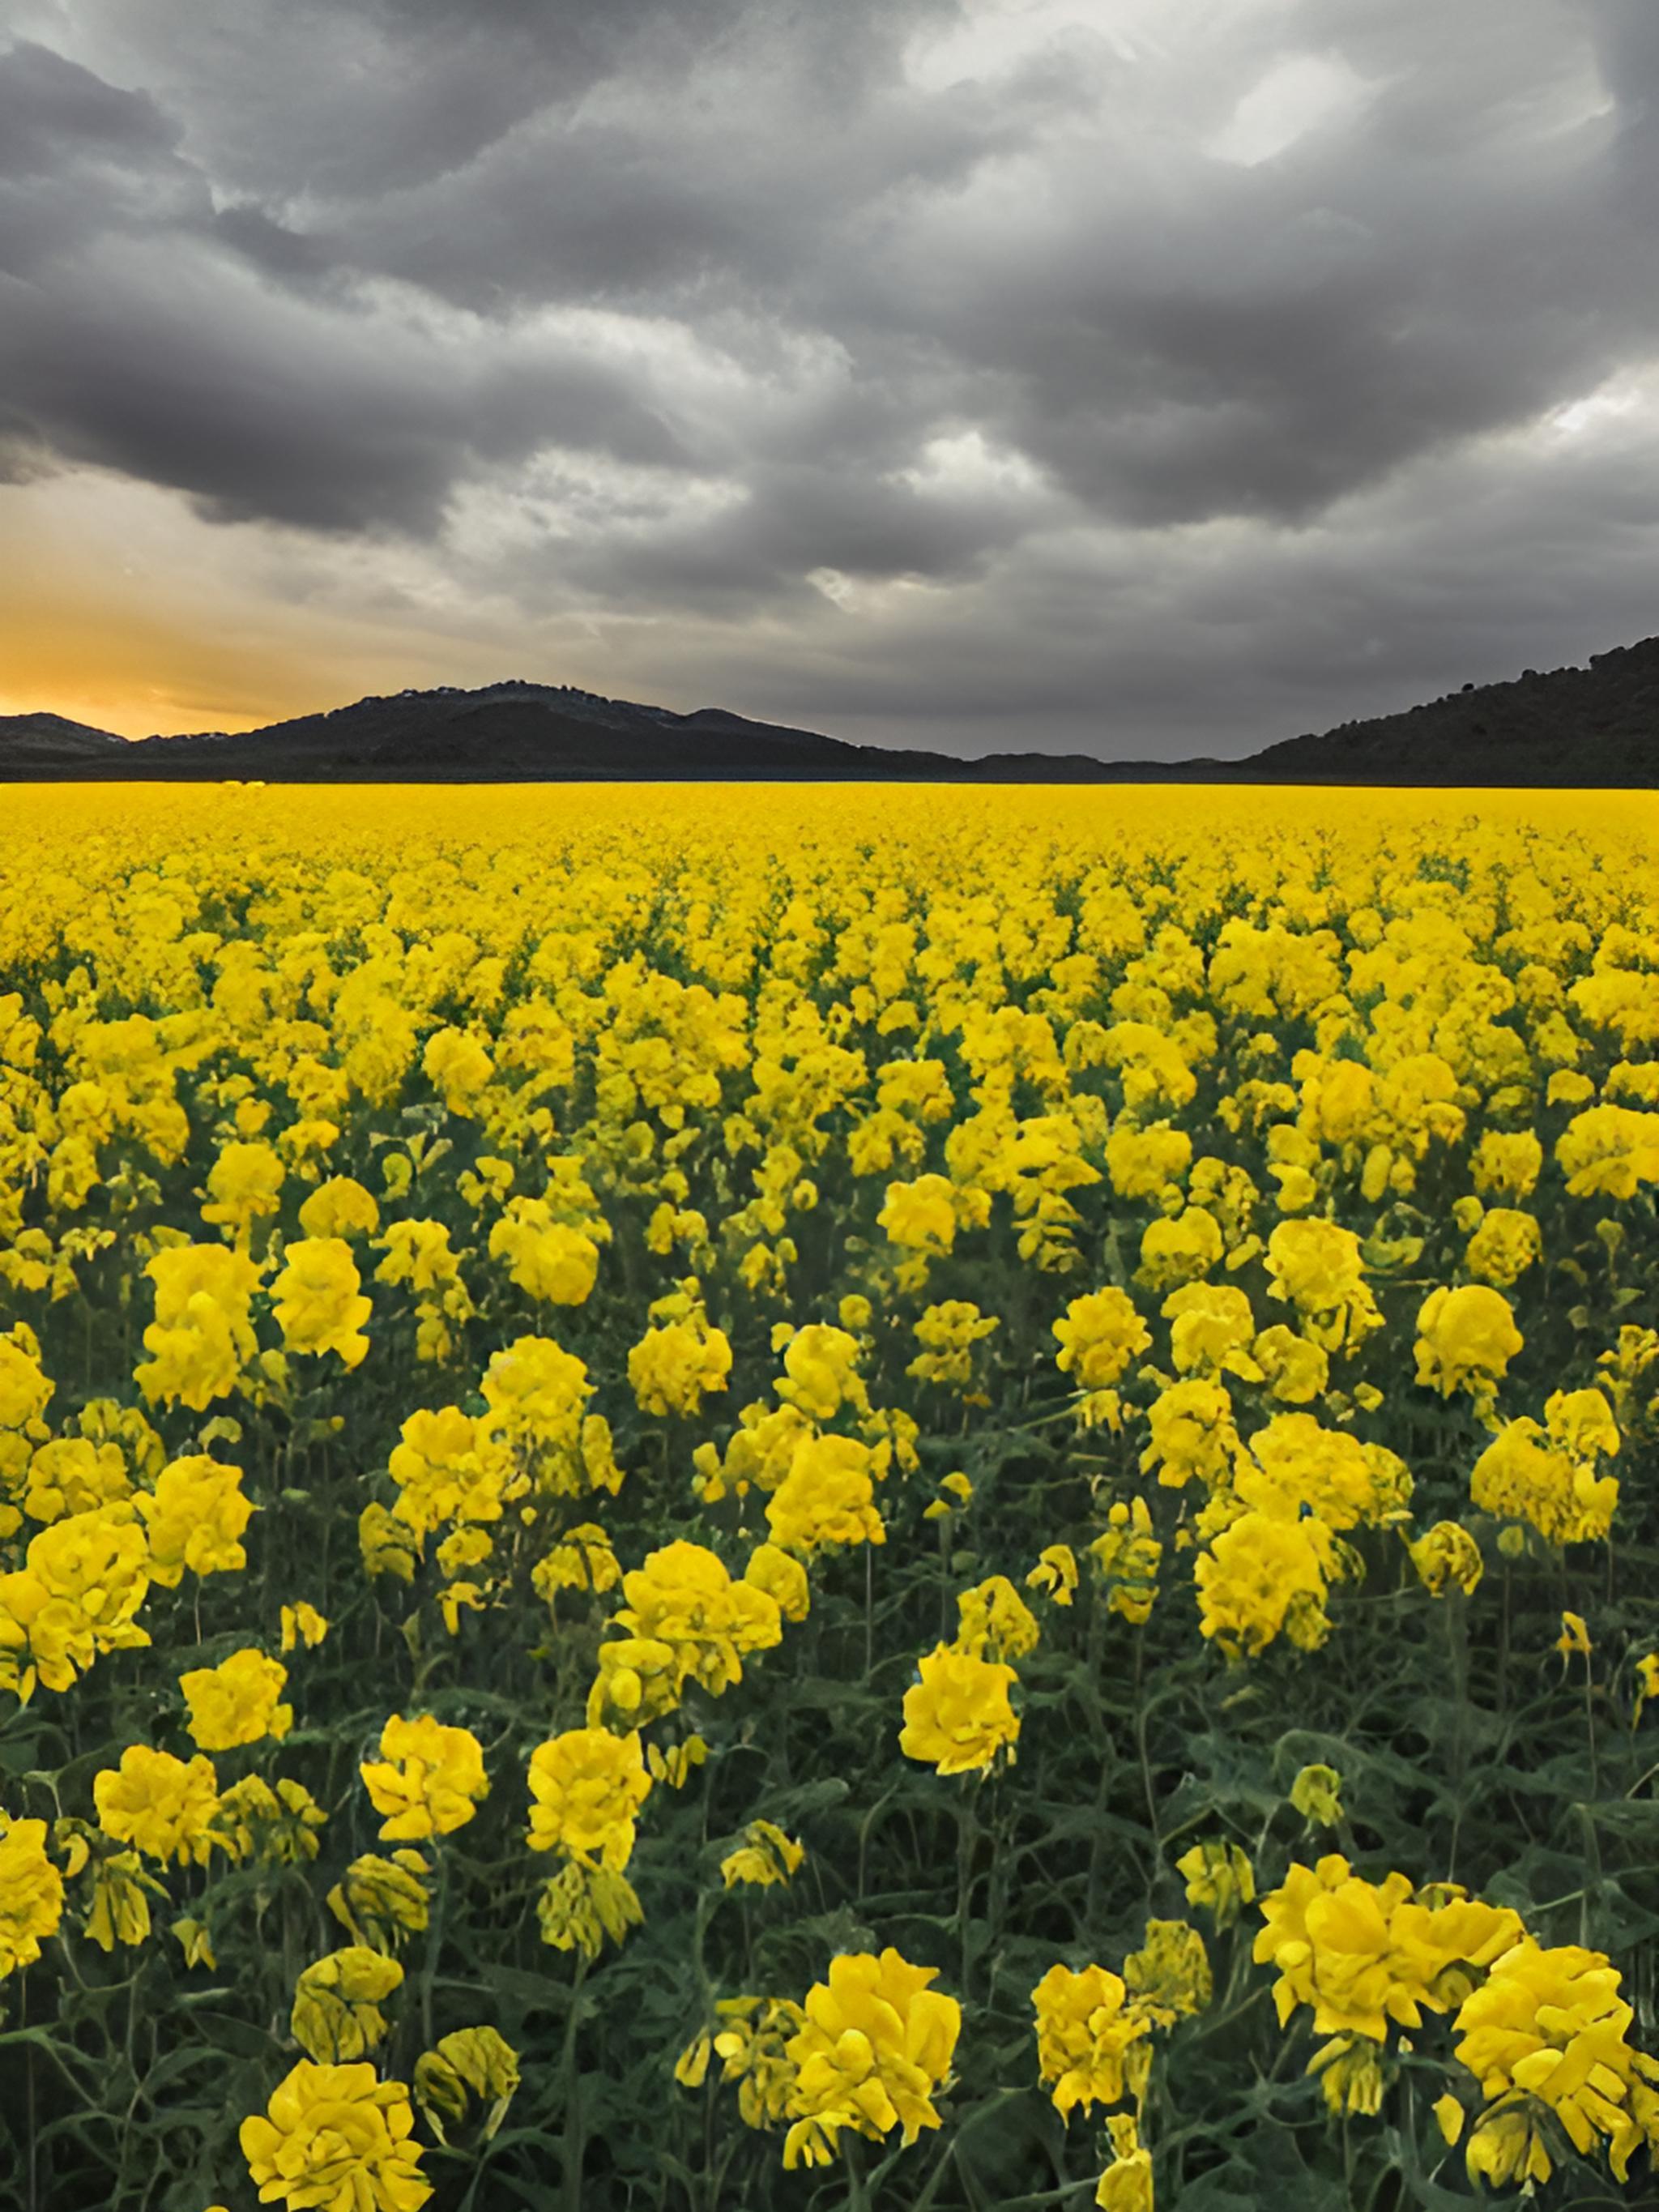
[[1, 781, 1657, 2211]]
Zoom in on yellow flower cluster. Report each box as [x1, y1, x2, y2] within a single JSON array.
[[2, 784, 1657, 2212], [360, 1715, 488, 1842], [1254, 1855, 1523, 2049], [0, 1806, 64, 1978], [240, 2062, 431, 2212], [780, 1947, 962, 2167], [1452, 1937, 1659, 2185]]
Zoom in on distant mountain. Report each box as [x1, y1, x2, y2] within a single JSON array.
[[0, 681, 1154, 783], [0, 711, 131, 767], [2, 642, 1655, 783], [1240, 634, 1659, 786]]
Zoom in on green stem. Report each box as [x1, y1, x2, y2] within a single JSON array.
[[561, 1951, 590, 2212], [420, 1851, 449, 2051], [1133, 1634, 1160, 1881], [843, 2134, 872, 2212], [1579, 1804, 1604, 1949], [956, 1786, 979, 1992], [1445, 1586, 1469, 1882]]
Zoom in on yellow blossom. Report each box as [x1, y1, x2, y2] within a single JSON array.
[[327, 1851, 432, 1951], [1289, 1762, 1343, 1826], [783, 1949, 961, 2161], [239, 2061, 431, 2212], [93, 1746, 222, 1868], [526, 1727, 652, 1868], [1263, 1219, 1383, 1352], [291, 1947, 405, 2062], [720, 1819, 807, 1889], [628, 1311, 731, 1417], [1195, 1511, 1331, 1658], [134, 1454, 254, 1586], [199, 1139, 285, 1241], [953, 1574, 1041, 1662], [297, 1176, 381, 1240], [1095, 2112, 1154, 2212], [1053, 1287, 1151, 1390], [279, 1600, 330, 1651], [360, 1715, 488, 1841], [1030, 1962, 1151, 2116], [744, 1541, 811, 1622], [271, 1236, 373, 1367], [1414, 1285, 1522, 1403], [766, 1433, 886, 1555], [1123, 1918, 1211, 2026], [0, 1810, 65, 1978], [1556, 1609, 1592, 1659], [899, 1642, 1020, 1774], [1176, 1838, 1256, 1929], [1026, 1544, 1080, 1606], [536, 1859, 644, 1957], [215, 1775, 327, 1865], [179, 1647, 292, 1752], [1454, 1937, 1659, 2184], [84, 1848, 160, 1949], [1409, 1521, 1484, 1597], [1089, 1499, 1162, 1625], [414, 2026, 520, 2144], [134, 1242, 262, 1410]]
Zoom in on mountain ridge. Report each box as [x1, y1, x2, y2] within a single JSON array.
[[3, 637, 1656, 783]]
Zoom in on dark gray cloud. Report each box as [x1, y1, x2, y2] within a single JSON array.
[[3, 0, 1659, 754]]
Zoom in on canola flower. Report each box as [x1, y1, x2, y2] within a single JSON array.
[[0, 1808, 64, 1977], [215, 1774, 327, 1865], [327, 1851, 432, 1951], [526, 1726, 652, 1870], [899, 1643, 1021, 1774], [1176, 1839, 1256, 1930], [675, 1994, 809, 2129], [719, 1817, 807, 1889], [0, 1504, 152, 1697], [781, 1948, 962, 2167], [179, 1646, 292, 1752], [134, 1454, 254, 1586], [0, 784, 1657, 2210], [84, 1850, 164, 1952], [133, 1244, 262, 1411], [279, 1599, 329, 1650], [360, 1715, 488, 1841], [609, 1538, 783, 1697], [290, 1945, 406, 2063], [1453, 1938, 1659, 2185], [239, 2061, 431, 2212], [1030, 1963, 1153, 2116], [1095, 2113, 1154, 2212], [271, 1236, 373, 1368], [413, 2025, 521, 2144], [1252, 1855, 1525, 2048], [92, 1746, 223, 1868]]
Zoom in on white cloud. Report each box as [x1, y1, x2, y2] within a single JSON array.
[[1203, 50, 1381, 166], [1542, 380, 1645, 440], [893, 427, 1049, 497]]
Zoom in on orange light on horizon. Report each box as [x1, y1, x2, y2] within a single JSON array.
[[0, 475, 502, 737], [0, 547, 336, 737]]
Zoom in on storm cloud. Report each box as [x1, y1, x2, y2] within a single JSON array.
[[3, 0, 1658, 754]]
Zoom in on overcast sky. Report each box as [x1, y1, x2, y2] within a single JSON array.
[[2, 0, 1657, 757]]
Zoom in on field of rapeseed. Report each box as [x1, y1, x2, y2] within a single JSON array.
[[2, 781, 1658, 2212]]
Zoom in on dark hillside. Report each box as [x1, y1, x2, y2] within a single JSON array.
[[2, 638, 1654, 782]]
